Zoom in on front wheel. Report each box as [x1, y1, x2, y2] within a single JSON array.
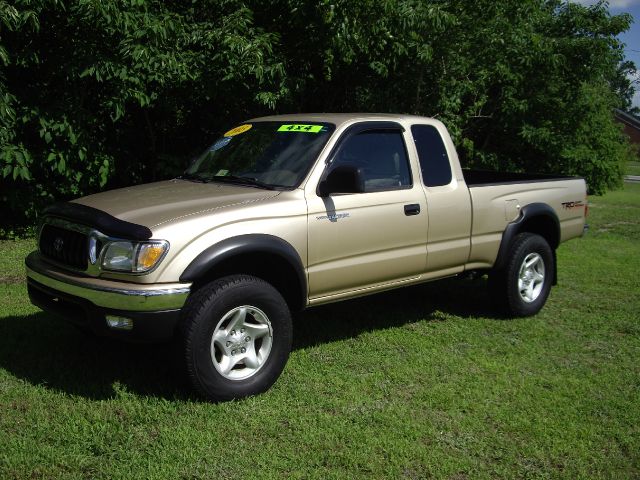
[[180, 275, 292, 401], [489, 233, 554, 317]]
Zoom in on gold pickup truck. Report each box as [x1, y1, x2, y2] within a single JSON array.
[[26, 114, 587, 401]]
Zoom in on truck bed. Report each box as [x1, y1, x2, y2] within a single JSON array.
[[463, 170, 586, 271]]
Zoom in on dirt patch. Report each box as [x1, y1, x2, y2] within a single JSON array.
[[0, 275, 25, 284]]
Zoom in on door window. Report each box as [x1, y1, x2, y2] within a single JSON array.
[[330, 130, 412, 192]]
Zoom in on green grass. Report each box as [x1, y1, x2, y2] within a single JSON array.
[[627, 161, 640, 176], [1, 185, 639, 479], [0, 238, 34, 283]]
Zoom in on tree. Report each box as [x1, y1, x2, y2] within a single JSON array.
[[252, 0, 635, 192], [0, 0, 285, 231], [0, 0, 636, 232]]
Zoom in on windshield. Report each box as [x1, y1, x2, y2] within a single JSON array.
[[184, 121, 336, 189]]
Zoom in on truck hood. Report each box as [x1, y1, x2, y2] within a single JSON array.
[[72, 179, 280, 230]]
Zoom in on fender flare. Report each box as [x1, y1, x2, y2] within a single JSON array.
[[493, 203, 560, 282], [179, 234, 307, 306]]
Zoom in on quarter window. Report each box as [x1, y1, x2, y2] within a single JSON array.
[[411, 125, 452, 187]]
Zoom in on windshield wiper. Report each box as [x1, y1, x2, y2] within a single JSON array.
[[211, 175, 278, 190], [177, 172, 209, 183]]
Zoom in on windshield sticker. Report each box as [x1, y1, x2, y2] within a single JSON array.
[[224, 124, 252, 137], [277, 124, 324, 133], [210, 137, 232, 151]]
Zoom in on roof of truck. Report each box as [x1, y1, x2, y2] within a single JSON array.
[[248, 112, 435, 127]]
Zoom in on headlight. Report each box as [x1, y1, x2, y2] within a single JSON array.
[[101, 240, 169, 273]]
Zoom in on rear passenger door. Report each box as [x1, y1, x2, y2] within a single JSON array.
[[306, 122, 428, 300], [410, 123, 471, 274]]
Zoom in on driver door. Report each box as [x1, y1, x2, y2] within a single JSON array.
[[306, 122, 428, 301]]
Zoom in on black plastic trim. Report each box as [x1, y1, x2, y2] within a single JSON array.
[[464, 169, 582, 187], [494, 203, 560, 273], [43, 202, 153, 240], [179, 234, 307, 306], [334, 120, 405, 139]]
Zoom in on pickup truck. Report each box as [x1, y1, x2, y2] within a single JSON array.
[[26, 114, 587, 401]]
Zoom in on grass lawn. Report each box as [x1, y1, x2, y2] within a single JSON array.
[[627, 161, 640, 176], [1, 185, 639, 479]]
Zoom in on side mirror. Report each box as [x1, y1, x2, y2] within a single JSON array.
[[318, 165, 365, 197]]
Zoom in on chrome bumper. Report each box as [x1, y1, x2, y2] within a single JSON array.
[[25, 252, 190, 312]]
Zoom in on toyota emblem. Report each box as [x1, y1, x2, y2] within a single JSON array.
[[53, 237, 64, 252]]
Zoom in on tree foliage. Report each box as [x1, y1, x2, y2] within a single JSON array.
[[0, 0, 636, 231]]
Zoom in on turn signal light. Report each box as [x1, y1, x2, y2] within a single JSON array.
[[137, 244, 166, 271]]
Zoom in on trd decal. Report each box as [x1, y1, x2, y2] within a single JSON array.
[[561, 201, 585, 210]]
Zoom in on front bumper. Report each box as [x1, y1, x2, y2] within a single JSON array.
[[25, 252, 191, 341]]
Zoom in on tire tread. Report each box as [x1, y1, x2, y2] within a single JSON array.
[[489, 233, 553, 317], [178, 274, 291, 401]]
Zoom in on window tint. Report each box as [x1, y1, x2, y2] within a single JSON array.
[[186, 122, 335, 188], [331, 130, 412, 192], [411, 125, 452, 187]]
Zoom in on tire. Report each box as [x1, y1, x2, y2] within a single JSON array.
[[488, 233, 554, 317], [179, 275, 292, 401]]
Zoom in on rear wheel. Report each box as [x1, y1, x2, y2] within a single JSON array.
[[489, 233, 554, 317], [180, 275, 292, 401]]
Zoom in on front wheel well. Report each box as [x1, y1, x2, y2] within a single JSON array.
[[188, 252, 305, 312]]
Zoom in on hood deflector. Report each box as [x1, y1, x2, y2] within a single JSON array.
[[43, 202, 153, 240]]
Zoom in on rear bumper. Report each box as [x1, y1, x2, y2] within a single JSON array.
[[25, 252, 191, 341]]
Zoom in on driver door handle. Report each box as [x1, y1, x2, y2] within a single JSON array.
[[404, 204, 420, 216]]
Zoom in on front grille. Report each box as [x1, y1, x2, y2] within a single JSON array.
[[39, 224, 88, 270]]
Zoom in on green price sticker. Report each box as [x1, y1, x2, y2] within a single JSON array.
[[277, 124, 323, 133]]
